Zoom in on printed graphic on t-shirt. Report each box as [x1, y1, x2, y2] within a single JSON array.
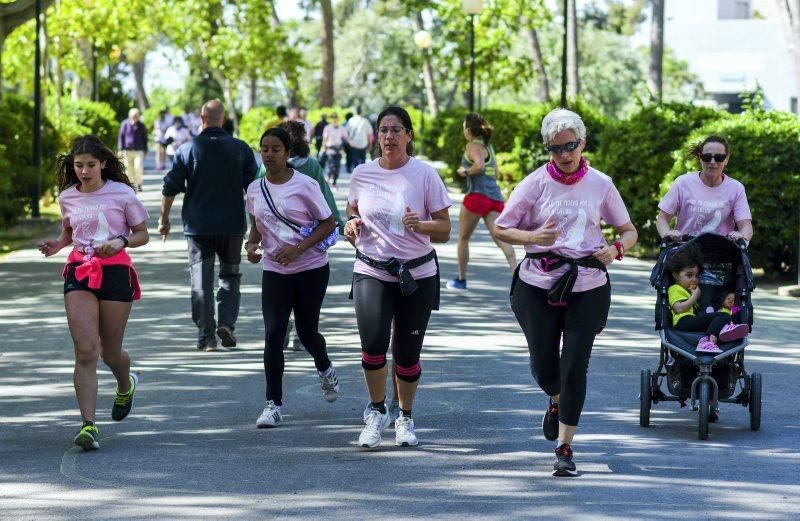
[[548, 198, 589, 250], [689, 201, 724, 234], [367, 184, 406, 237]]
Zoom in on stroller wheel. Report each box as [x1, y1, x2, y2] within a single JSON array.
[[639, 369, 651, 427], [749, 372, 762, 431], [698, 380, 711, 440]]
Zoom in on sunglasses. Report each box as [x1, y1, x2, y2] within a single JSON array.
[[545, 141, 581, 154], [378, 126, 409, 135], [700, 153, 727, 162]]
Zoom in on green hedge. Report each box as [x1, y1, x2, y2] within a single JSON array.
[[592, 102, 725, 250], [662, 109, 800, 275], [0, 95, 60, 227], [47, 98, 119, 150]]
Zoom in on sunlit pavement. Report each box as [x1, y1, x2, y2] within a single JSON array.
[[1, 158, 799, 520]]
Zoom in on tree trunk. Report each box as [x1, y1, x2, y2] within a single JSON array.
[[414, 12, 439, 117], [241, 75, 256, 114], [566, 0, 579, 97], [319, 0, 334, 106], [648, 0, 665, 102], [131, 59, 149, 110], [777, 0, 800, 115], [212, 72, 237, 128], [523, 22, 550, 102]]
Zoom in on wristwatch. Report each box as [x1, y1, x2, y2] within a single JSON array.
[[116, 235, 129, 247]]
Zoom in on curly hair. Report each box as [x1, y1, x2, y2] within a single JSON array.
[[666, 241, 704, 276], [54, 135, 131, 193], [464, 112, 493, 143], [278, 120, 311, 158]]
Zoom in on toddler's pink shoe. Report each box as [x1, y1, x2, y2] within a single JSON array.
[[719, 323, 749, 342], [696, 336, 722, 354]]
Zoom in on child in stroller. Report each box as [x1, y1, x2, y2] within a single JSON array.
[[666, 242, 749, 354], [641, 233, 761, 439]]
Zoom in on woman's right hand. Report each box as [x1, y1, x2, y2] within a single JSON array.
[[527, 221, 559, 246], [245, 242, 262, 264], [457, 166, 467, 177], [690, 285, 701, 300], [37, 240, 63, 257], [664, 229, 683, 241]]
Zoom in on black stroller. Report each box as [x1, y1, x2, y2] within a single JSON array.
[[640, 233, 762, 439]]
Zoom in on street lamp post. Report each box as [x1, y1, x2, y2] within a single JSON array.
[[32, 0, 43, 218], [462, 0, 483, 113], [414, 29, 433, 158]]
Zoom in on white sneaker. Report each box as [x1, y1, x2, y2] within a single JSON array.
[[319, 366, 339, 403], [394, 415, 418, 447], [256, 400, 282, 428], [359, 408, 389, 448], [363, 400, 400, 424]]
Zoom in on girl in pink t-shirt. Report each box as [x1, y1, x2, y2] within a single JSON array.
[[657, 135, 753, 243], [37, 135, 149, 451], [344, 106, 452, 449], [244, 127, 338, 428], [494, 109, 638, 477]]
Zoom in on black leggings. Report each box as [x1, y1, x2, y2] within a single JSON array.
[[261, 264, 331, 405], [674, 312, 730, 339], [511, 279, 610, 426], [353, 274, 437, 383]]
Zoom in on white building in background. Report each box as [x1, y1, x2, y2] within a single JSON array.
[[653, 0, 797, 112]]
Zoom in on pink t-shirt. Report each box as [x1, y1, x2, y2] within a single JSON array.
[[495, 165, 631, 292], [658, 172, 751, 237], [59, 180, 149, 252], [348, 157, 452, 282], [246, 171, 332, 274]]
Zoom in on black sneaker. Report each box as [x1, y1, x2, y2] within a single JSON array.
[[197, 335, 218, 351], [553, 443, 577, 477], [542, 399, 559, 441], [216, 325, 237, 348], [112, 373, 138, 421]]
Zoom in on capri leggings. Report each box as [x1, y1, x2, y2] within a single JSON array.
[[511, 279, 610, 426], [262, 264, 332, 405], [353, 274, 437, 383], [674, 312, 730, 338]]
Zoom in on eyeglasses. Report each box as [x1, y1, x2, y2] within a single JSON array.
[[700, 153, 727, 162], [378, 126, 409, 136], [545, 141, 581, 154]]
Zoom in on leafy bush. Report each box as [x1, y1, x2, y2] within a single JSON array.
[[239, 107, 275, 149], [663, 109, 800, 275], [47, 98, 119, 149], [592, 102, 725, 250], [0, 94, 60, 227]]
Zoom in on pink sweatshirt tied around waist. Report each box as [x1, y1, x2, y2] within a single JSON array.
[[62, 248, 141, 300]]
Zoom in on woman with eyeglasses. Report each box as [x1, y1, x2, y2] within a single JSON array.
[[344, 106, 452, 449], [446, 112, 517, 292], [656, 135, 752, 243], [493, 108, 637, 477]]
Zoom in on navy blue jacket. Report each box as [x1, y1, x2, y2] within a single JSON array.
[[162, 127, 257, 235]]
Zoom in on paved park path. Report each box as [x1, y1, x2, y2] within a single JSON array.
[[2, 160, 799, 520]]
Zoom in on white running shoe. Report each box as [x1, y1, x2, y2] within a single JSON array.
[[359, 408, 389, 448], [256, 400, 282, 428], [363, 400, 400, 424], [319, 367, 339, 403], [394, 415, 418, 447]]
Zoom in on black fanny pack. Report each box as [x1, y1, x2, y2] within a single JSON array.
[[355, 249, 436, 297], [511, 251, 607, 306]]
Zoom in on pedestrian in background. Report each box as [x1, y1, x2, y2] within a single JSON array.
[[159, 99, 258, 351], [347, 107, 373, 171], [117, 108, 147, 191]]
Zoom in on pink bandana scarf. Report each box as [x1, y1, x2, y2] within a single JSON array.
[[546, 157, 589, 185]]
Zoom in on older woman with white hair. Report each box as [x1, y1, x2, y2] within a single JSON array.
[[493, 108, 637, 477]]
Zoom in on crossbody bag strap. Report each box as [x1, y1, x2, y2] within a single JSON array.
[[260, 178, 302, 234]]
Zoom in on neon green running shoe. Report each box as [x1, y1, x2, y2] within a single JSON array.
[[112, 373, 138, 421], [74, 421, 100, 451]]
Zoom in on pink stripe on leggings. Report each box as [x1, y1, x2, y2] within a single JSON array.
[[361, 352, 386, 364], [395, 362, 421, 377]]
